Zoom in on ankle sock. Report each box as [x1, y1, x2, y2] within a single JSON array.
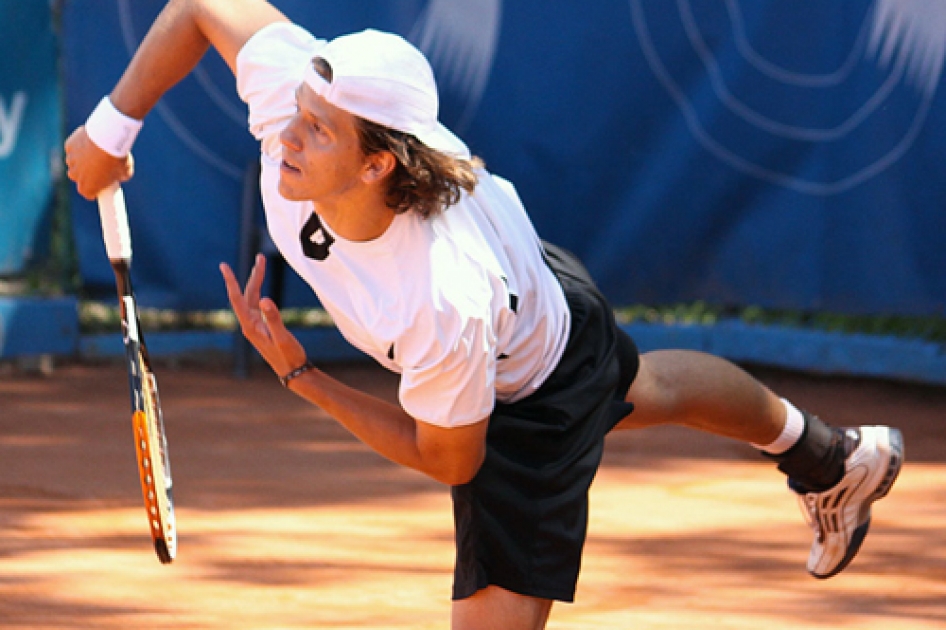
[[754, 399, 805, 455]]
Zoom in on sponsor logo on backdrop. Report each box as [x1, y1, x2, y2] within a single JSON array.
[[0, 91, 27, 159]]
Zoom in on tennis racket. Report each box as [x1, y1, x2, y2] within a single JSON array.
[[97, 184, 177, 564]]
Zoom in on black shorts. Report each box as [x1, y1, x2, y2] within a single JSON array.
[[451, 242, 640, 602]]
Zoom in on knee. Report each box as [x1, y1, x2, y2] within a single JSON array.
[[452, 586, 552, 630]]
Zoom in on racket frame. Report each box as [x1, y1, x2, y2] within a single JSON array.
[[98, 185, 177, 564]]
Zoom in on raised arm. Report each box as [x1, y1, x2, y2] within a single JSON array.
[[65, 0, 288, 199], [111, 0, 287, 119]]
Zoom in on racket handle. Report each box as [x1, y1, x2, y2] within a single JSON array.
[[97, 183, 133, 262]]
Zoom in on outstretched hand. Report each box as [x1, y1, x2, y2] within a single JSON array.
[[220, 253, 307, 379]]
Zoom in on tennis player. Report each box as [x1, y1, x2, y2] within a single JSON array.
[[65, 1, 904, 628]]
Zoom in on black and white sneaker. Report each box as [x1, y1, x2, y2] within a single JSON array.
[[793, 426, 904, 579]]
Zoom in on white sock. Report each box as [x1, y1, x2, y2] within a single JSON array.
[[754, 398, 806, 455]]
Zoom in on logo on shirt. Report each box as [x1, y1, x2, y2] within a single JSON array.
[[300, 212, 335, 261]]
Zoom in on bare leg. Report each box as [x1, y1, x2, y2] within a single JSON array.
[[452, 586, 553, 630], [617, 349, 785, 446], [614, 349, 906, 582]]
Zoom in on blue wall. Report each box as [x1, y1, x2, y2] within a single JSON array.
[[62, 0, 945, 316]]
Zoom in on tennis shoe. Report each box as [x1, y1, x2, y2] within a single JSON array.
[[792, 425, 903, 579]]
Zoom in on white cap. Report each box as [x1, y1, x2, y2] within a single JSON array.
[[303, 29, 470, 158]]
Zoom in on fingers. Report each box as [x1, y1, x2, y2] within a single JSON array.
[[119, 153, 136, 183], [261, 297, 307, 370], [219, 262, 263, 337], [259, 298, 286, 346], [245, 253, 266, 307], [64, 127, 100, 200], [64, 127, 132, 200], [220, 262, 306, 375], [219, 262, 242, 310], [219, 259, 274, 343], [260, 297, 293, 343]]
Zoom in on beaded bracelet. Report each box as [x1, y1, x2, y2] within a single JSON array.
[[279, 360, 315, 388]]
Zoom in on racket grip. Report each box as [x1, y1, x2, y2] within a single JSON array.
[[97, 183, 133, 262]]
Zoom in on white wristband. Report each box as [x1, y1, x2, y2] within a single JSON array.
[[85, 96, 143, 158]]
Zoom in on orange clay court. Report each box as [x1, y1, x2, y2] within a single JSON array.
[[1, 358, 944, 629]]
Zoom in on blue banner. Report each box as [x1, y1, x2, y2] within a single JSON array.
[[64, 1, 946, 315], [0, 0, 61, 275]]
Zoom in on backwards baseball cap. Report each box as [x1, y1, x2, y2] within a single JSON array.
[[302, 29, 470, 158]]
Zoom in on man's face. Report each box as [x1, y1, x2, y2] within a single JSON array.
[[277, 84, 368, 204]]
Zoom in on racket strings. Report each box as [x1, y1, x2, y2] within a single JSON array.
[[137, 353, 176, 562]]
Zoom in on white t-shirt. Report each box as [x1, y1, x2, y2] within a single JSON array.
[[236, 23, 570, 428]]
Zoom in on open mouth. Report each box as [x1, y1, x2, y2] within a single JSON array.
[[280, 159, 301, 175]]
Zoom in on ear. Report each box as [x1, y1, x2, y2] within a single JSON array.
[[362, 151, 397, 184]]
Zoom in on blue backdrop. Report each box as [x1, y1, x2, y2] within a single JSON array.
[[0, 0, 61, 275], [63, 0, 946, 315]]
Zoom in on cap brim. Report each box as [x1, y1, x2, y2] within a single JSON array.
[[415, 122, 471, 159]]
